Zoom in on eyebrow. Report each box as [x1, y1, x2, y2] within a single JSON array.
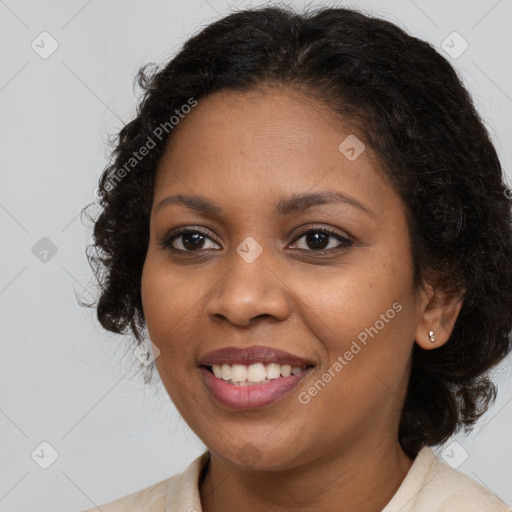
[[155, 191, 374, 218]]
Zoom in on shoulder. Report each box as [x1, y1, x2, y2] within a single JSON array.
[[424, 450, 510, 512], [79, 477, 170, 512], [79, 451, 209, 512], [384, 446, 510, 512]]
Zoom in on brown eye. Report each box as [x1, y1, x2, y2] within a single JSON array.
[[291, 228, 352, 253], [161, 229, 221, 252]]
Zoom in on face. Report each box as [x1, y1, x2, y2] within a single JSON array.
[[141, 86, 425, 470]]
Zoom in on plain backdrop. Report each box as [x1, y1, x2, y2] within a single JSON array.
[[1, 0, 511, 510]]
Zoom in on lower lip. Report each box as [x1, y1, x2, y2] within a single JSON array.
[[200, 366, 313, 410]]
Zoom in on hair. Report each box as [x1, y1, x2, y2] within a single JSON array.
[[81, 4, 512, 458]]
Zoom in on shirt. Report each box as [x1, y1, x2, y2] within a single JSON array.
[[80, 446, 511, 511]]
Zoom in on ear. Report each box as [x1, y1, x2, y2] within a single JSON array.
[[414, 281, 464, 350]]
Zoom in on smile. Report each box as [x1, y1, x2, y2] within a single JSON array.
[[198, 345, 316, 409], [204, 362, 311, 385]]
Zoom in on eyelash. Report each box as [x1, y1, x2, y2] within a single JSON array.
[[158, 225, 353, 256]]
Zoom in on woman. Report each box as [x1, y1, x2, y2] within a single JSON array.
[[81, 4, 512, 511]]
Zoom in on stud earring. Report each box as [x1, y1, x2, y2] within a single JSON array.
[[428, 330, 436, 343]]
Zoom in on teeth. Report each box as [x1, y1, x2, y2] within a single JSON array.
[[247, 363, 266, 382], [220, 364, 232, 381], [231, 364, 247, 382], [210, 362, 308, 384], [281, 364, 292, 377], [266, 363, 281, 380]]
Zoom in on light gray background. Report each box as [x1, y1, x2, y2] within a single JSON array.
[[1, 0, 511, 511]]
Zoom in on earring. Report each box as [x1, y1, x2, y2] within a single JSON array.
[[428, 330, 436, 343]]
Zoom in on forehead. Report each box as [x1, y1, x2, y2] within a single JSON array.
[[153, 87, 397, 217], [164, 87, 356, 160]]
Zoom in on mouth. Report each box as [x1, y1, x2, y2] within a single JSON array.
[[198, 345, 315, 409], [201, 362, 314, 386]]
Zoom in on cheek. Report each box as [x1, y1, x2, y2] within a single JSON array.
[[305, 257, 402, 332], [141, 258, 198, 356], [303, 251, 416, 374]]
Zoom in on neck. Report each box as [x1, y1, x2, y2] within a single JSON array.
[[200, 439, 414, 512]]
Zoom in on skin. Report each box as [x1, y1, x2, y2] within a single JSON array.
[[140, 86, 462, 512]]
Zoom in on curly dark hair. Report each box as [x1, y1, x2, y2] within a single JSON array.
[[81, 4, 512, 459]]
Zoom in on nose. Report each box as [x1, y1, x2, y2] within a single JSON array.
[[205, 248, 292, 327]]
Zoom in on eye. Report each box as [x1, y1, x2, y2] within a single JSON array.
[[160, 229, 220, 252], [290, 226, 353, 253], [159, 225, 353, 255]]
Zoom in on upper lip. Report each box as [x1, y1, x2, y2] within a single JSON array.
[[198, 345, 315, 367]]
